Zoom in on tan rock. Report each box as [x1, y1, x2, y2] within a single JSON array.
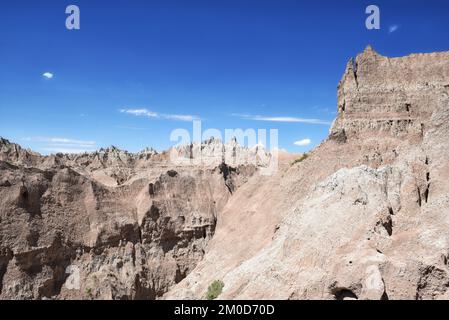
[[1, 47, 449, 300]]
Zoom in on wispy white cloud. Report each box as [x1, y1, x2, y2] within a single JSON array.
[[42, 72, 54, 79], [294, 138, 311, 146], [163, 114, 197, 122], [233, 113, 331, 125], [119, 108, 158, 118], [388, 24, 399, 34], [47, 143, 96, 148], [24, 137, 95, 145], [49, 138, 95, 145], [42, 147, 93, 154], [119, 108, 198, 122], [23, 137, 96, 154]]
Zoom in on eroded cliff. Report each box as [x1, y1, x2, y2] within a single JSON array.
[[1, 46, 449, 300], [166, 46, 449, 300], [0, 138, 266, 299]]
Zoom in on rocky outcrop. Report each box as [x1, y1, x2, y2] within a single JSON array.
[[169, 137, 272, 168], [331, 45, 449, 141], [0, 138, 263, 299], [0, 138, 42, 167], [166, 47, 449, 300], [1, 47, 449, 300]]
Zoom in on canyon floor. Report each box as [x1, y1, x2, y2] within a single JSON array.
[[1, 46, 449, 300]]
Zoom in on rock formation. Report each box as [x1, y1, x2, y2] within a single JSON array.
[[166, 46, 449, 300], [0, 138, 266, 299], [1, 46, 449, 300]]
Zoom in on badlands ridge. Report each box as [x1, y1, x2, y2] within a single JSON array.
[[1, 46, 449, 299]]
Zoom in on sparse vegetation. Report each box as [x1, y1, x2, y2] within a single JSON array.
[[205, 280, 224, 300], [86, 287, 93, 298], [291, 153, 309, 166]]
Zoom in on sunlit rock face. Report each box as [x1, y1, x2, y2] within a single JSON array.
[[1, 47, 449, 300], [166, 47, 449, 300]]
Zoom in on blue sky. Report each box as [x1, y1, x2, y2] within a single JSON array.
[[1, 0, 449, 154]]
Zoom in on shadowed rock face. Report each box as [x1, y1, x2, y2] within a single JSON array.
[[1, 47, 449, 300], [0, 138, 263, 299]]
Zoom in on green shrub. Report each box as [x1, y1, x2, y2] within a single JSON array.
[[291, 153, 309, 165], [205, 280, 224, 300]]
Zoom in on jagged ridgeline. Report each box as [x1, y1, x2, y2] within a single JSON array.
[[1, 46, 449, 300], [0, 137, 270, 299]]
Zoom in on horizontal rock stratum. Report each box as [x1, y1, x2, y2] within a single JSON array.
[[1, 46, 449, 300]]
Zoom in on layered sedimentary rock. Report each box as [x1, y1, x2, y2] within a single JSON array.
[[166, 47, 449, 300], [331, 45, 449, 143], [0, 138, 265, 299], [1, 46, 449, 300]]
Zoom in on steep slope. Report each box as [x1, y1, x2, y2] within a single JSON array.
[[166, 47, 449, 300]]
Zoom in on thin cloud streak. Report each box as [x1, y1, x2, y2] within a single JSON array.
[[233, 113, 332, 125], [119, 108, 198, 122], [47, 143, 96, 148], [23, 137, 96, 146], [119, 108, 158, 118], [23, 137, 97, 154], [163, 114, 197, 121], [42, 147, 95, 154]]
